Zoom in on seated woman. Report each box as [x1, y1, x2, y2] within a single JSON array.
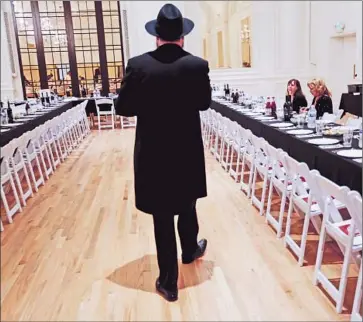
[[286, 79, 308, 113], [307, 78, 333, 119]]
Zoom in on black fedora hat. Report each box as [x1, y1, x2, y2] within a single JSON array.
[[145, 3, 194, 41]]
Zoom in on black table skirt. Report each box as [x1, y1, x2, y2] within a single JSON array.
[[339, 93, 362, 117], [1, 101, 73, 147], [211, 101, 362, 194]]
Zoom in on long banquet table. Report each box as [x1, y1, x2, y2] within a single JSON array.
[[0, 101, 74, 147], [0, 97, 116, 148], [211, 100, 362, 194]]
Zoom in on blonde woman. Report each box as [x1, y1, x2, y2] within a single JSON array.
[[307, 78, 333, 118]]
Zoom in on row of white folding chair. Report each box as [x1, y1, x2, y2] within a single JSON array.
[[200, 109, 362, 318], [201, 110, 258, 198], [245, 135, 362, 316], [0, 101, 90, 230], [249, 144, 362, 315]]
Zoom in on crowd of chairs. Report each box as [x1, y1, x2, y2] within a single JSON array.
[[200, 108, 362, 321], [0, 101, 91, 232]]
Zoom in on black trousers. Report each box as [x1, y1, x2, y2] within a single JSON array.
[[152, 200, 199, 290]]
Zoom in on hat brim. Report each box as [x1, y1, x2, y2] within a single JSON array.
[[145, 18, 194, 40]]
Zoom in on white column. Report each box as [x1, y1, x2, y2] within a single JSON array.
[[183, 1, 203, 56], [275, 1, 306, 73], [1, 7, 15, 100], [1, 1, 23, 100], [250, 2, 277, 74]]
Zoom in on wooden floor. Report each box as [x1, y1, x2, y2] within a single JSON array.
[[0, 129, 356, 321]]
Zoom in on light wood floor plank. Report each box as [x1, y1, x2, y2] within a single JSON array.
[[1, 129, 354, 321]]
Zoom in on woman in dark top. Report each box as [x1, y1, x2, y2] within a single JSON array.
[[286, 79, 308, 113], [307, 78, 333, 119]]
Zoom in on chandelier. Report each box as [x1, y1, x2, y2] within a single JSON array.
[[13, 1, 29, 31], [13, 2, 67, 47], [41, 17, 67, 47]]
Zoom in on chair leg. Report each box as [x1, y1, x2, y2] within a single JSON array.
[[265, 178, 274, 219], [1, 185, 13, 223], [276, 190, 287, 238], [313, 220, 327, 285], [336, 239, 354, 313], [351, 260, 362, 321], [298, 213, 311, 266], [259, 174, 269, 217]]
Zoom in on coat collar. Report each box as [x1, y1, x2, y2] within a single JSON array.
[[147, 44, 190, 64]]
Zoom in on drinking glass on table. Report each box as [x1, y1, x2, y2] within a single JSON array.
[[343, 128, 354, 147], [296, 114, 304, 128], [315, 120, 324, 135]]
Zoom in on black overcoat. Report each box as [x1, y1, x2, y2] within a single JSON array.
[[115, 44, 211, 215]]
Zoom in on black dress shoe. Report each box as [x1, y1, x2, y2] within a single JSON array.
[[182, 239, 208, 264], [155, 278, 178, 302]]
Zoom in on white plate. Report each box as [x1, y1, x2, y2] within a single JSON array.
[[255, 116, 275, 120], [1, 123, 22, 127], [336, 149, 362, 158], [353, 158, 362, 163], [270, 122, 295, 128], [307, 138, 340, 145], [286, 129, 314, 135], [244, 112, 262, 116], [0, 128, 10, 132]]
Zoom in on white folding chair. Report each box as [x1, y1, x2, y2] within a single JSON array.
[[213, 116, 225, 163], [95, 98, 115, 130], [311, 172, 362, 313], [229, 126, 247, 182], [264, 145, 289, 238], [0, 141, 22, 224], [220, 120, 237, 171], [250, 136, 270, 215], [33, 126, 54, 180], [8, 137, 34, 206], [239, 129, 255, 197], [344, 191, 362, 322], [120, 115, 137, 129], [20, 132, 45, 192]]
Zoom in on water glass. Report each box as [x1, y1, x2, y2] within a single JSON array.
[[343, 129, 354, 147], [296, 115, 304, 128], [315, 120, 323, 135]]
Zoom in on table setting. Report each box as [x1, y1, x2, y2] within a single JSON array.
[[0, 100, 75, 148], [210, 98, 362, 193]]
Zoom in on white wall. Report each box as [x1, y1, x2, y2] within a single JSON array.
[[183, 0, 361, 111], [309, 1, 362, 107], [207, 1, 314, 104], [120, 1, 186, 59]]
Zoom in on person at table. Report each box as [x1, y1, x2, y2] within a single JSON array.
[[307, 78, 333, 118], [286, 78, 308, 113]]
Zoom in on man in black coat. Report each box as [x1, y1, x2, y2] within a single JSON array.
[[115, 3, 211, 302]]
